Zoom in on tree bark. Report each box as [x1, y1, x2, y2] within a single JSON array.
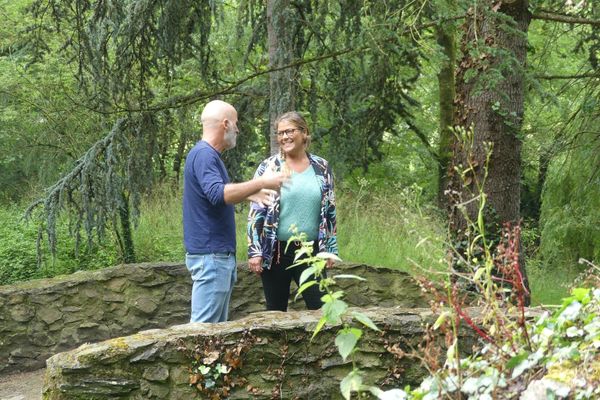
[[118, 191, 136, 264], [436, 11, 456, 208], [449, 0, 531, 299], [267, 0, 299, 155]]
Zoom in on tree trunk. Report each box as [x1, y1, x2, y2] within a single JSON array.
[[172, 128, 188, 186], [118, 191, 136, 264], [449, 0, 531, 300], [267, 0, 299, 155], [436, 13, 456, 208]]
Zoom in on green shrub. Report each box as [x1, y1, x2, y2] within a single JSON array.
[[0, 207, 39, 284], [375, 287, 600, 400], [0, 206, 118, 285]]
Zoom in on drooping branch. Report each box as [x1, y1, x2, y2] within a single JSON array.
[[24, 116, 149, 259], [65, 14, 468, 116]]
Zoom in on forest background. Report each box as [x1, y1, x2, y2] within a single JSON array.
[[0, 0, 598, 307]]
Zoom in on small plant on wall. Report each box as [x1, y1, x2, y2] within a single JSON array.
[[183, 331, 257, 399], [286, 228, 381, 399]]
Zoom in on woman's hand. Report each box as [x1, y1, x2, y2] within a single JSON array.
[[326, 258, 335, 269], [247, 188, 277, 208], [248, 256, 263, 276]]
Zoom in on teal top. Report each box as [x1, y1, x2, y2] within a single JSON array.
[[276, 164, 321, 241]]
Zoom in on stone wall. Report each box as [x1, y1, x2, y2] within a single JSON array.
[[43, 307, 476, 400], [0, 262, 426, 374]]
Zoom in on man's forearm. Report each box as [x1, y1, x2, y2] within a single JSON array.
[[223, 178, 265, 205]]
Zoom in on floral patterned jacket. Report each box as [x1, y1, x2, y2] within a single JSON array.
[[247, 153, 338, 269]]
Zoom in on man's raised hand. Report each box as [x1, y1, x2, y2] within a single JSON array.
[[260, 170, 290, 190]]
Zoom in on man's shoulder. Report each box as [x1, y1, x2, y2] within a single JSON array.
[[189, 141, 219, 160]]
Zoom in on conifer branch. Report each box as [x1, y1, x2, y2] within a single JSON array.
[[532, 11, 600, 26], [535, 72, 600, 80], [103, 15, 467, 115]]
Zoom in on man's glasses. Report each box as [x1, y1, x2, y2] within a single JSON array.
[[276, 128, 303, 137]]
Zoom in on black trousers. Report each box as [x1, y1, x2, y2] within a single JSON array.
[[261, 240, 325, 311]]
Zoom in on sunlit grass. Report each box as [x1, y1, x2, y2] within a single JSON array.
[[130, 186, 448, 274], [132, 186, 184, 263], [335, 188, 446, 275], [70, 187, 577, 306]]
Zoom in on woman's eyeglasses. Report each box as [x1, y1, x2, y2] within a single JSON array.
[[276, 128, 303, 137]]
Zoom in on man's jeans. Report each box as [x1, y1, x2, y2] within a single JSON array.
[[185, 252, 237, 323]]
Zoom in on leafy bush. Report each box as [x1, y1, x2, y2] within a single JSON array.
[[0, 206, 118, 285], [0, 207, 39, 284], [375, 287, 600, 400]]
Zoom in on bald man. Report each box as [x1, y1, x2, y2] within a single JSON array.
[[183, 100, 288, 323]]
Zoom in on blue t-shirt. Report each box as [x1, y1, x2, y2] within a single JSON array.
[[183, 140, 235, 254]]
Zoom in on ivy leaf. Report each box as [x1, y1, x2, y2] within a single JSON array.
[[340, 370, 363, 400], [199, 365, 211, 375], [335, 328, 362, 361], [217, 364, 230, 374], [204, 378, 215, 389]]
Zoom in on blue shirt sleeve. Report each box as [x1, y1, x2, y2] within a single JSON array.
[[193, 149, 226, 206]]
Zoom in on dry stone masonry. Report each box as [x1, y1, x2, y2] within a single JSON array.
[[0, 262, 427, 374], [43, 307, 477, 400]]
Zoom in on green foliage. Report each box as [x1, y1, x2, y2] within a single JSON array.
[[0, 206, 39, 284], [186, 332, 255, 397], [539, 134, 600, 271], [370, 153, 599, 399], [521, 12, 600, 269], [336, 180, 446, 274], [0, 205, 117, 285], [131, 187, 185, 262], [384, 287, 600, 400], [286, 228, 381, 400]]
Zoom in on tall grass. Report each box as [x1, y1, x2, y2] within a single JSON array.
[[131, 184, 447, 271], [0, 185, 574, 305], [335, 185, 446, 274]]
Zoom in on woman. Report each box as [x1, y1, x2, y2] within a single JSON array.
[[247, 111, 338, 311]]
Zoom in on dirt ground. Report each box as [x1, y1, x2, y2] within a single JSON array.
[[0, 369, 44, 400]]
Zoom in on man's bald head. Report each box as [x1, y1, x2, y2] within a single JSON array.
[[199, 100, 239, 151], [201, 100, 237, 129]]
